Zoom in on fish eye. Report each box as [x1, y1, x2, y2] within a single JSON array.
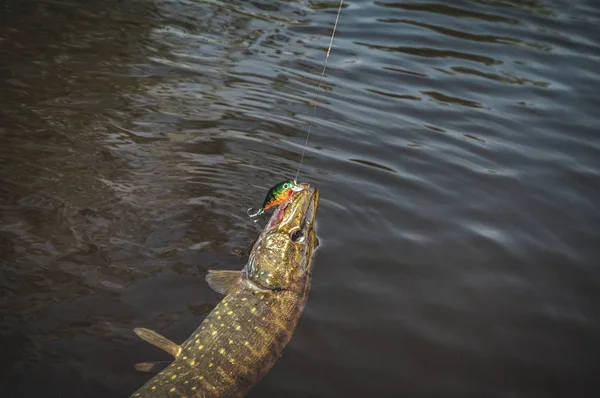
[[290, 228, 305, 243]]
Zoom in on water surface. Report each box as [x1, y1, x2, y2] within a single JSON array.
[[1, 0, 599, 396]]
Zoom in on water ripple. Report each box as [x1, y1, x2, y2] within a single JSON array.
[[355, 42, 502, 65], [375, 1, 520, 24], [1, 0, 600, 396]]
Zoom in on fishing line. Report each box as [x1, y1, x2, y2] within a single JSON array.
[[247, 0, 344, 219], [293, 0, 344, 182]]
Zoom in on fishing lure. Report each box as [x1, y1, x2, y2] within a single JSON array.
[[247, 180, 303, 218]]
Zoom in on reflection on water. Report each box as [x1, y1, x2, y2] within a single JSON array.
[[1, 0, 600, 396]]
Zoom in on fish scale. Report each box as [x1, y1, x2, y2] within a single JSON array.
[[132, 284, 309, 397], [130, 184, 319, 397]]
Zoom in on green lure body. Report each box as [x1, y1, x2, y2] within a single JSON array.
[[247, 180, 302, 218], [262, 180, 296, 210]]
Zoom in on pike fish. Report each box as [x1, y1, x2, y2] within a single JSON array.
[[131, 183, 319, 398]]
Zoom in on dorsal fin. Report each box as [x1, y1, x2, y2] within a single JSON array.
[[133, 328, 181, 358], [206, 270, 242, 295]]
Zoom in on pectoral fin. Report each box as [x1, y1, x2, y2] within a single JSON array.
[[206, 270, 242, 295], [134, 328, 181, 358], [134, 361, 170, 373]]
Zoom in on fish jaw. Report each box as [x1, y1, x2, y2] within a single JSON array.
[[246, 184, 319, 291]]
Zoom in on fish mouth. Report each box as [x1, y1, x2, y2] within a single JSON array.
[[245, 183, 319, 290], [266, 183, 318, 233]]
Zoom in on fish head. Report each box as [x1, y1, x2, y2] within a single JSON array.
[[246, 183, 319, 291]]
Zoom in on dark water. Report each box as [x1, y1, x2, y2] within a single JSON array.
[[1, 0, 600, 396]]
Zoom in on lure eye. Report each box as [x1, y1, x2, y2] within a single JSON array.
[[290, 228, 305, 243], [283, 183, 291, 189]]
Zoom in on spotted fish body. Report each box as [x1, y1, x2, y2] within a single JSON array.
[[131, 184, 319, 398]]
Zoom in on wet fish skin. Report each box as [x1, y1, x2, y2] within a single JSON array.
[[131, 184, 319, 398]]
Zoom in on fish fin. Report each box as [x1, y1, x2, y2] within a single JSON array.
[[134, 361, 170, 373], [206, 270, 242, 295], [133, 328, 182, 358]]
